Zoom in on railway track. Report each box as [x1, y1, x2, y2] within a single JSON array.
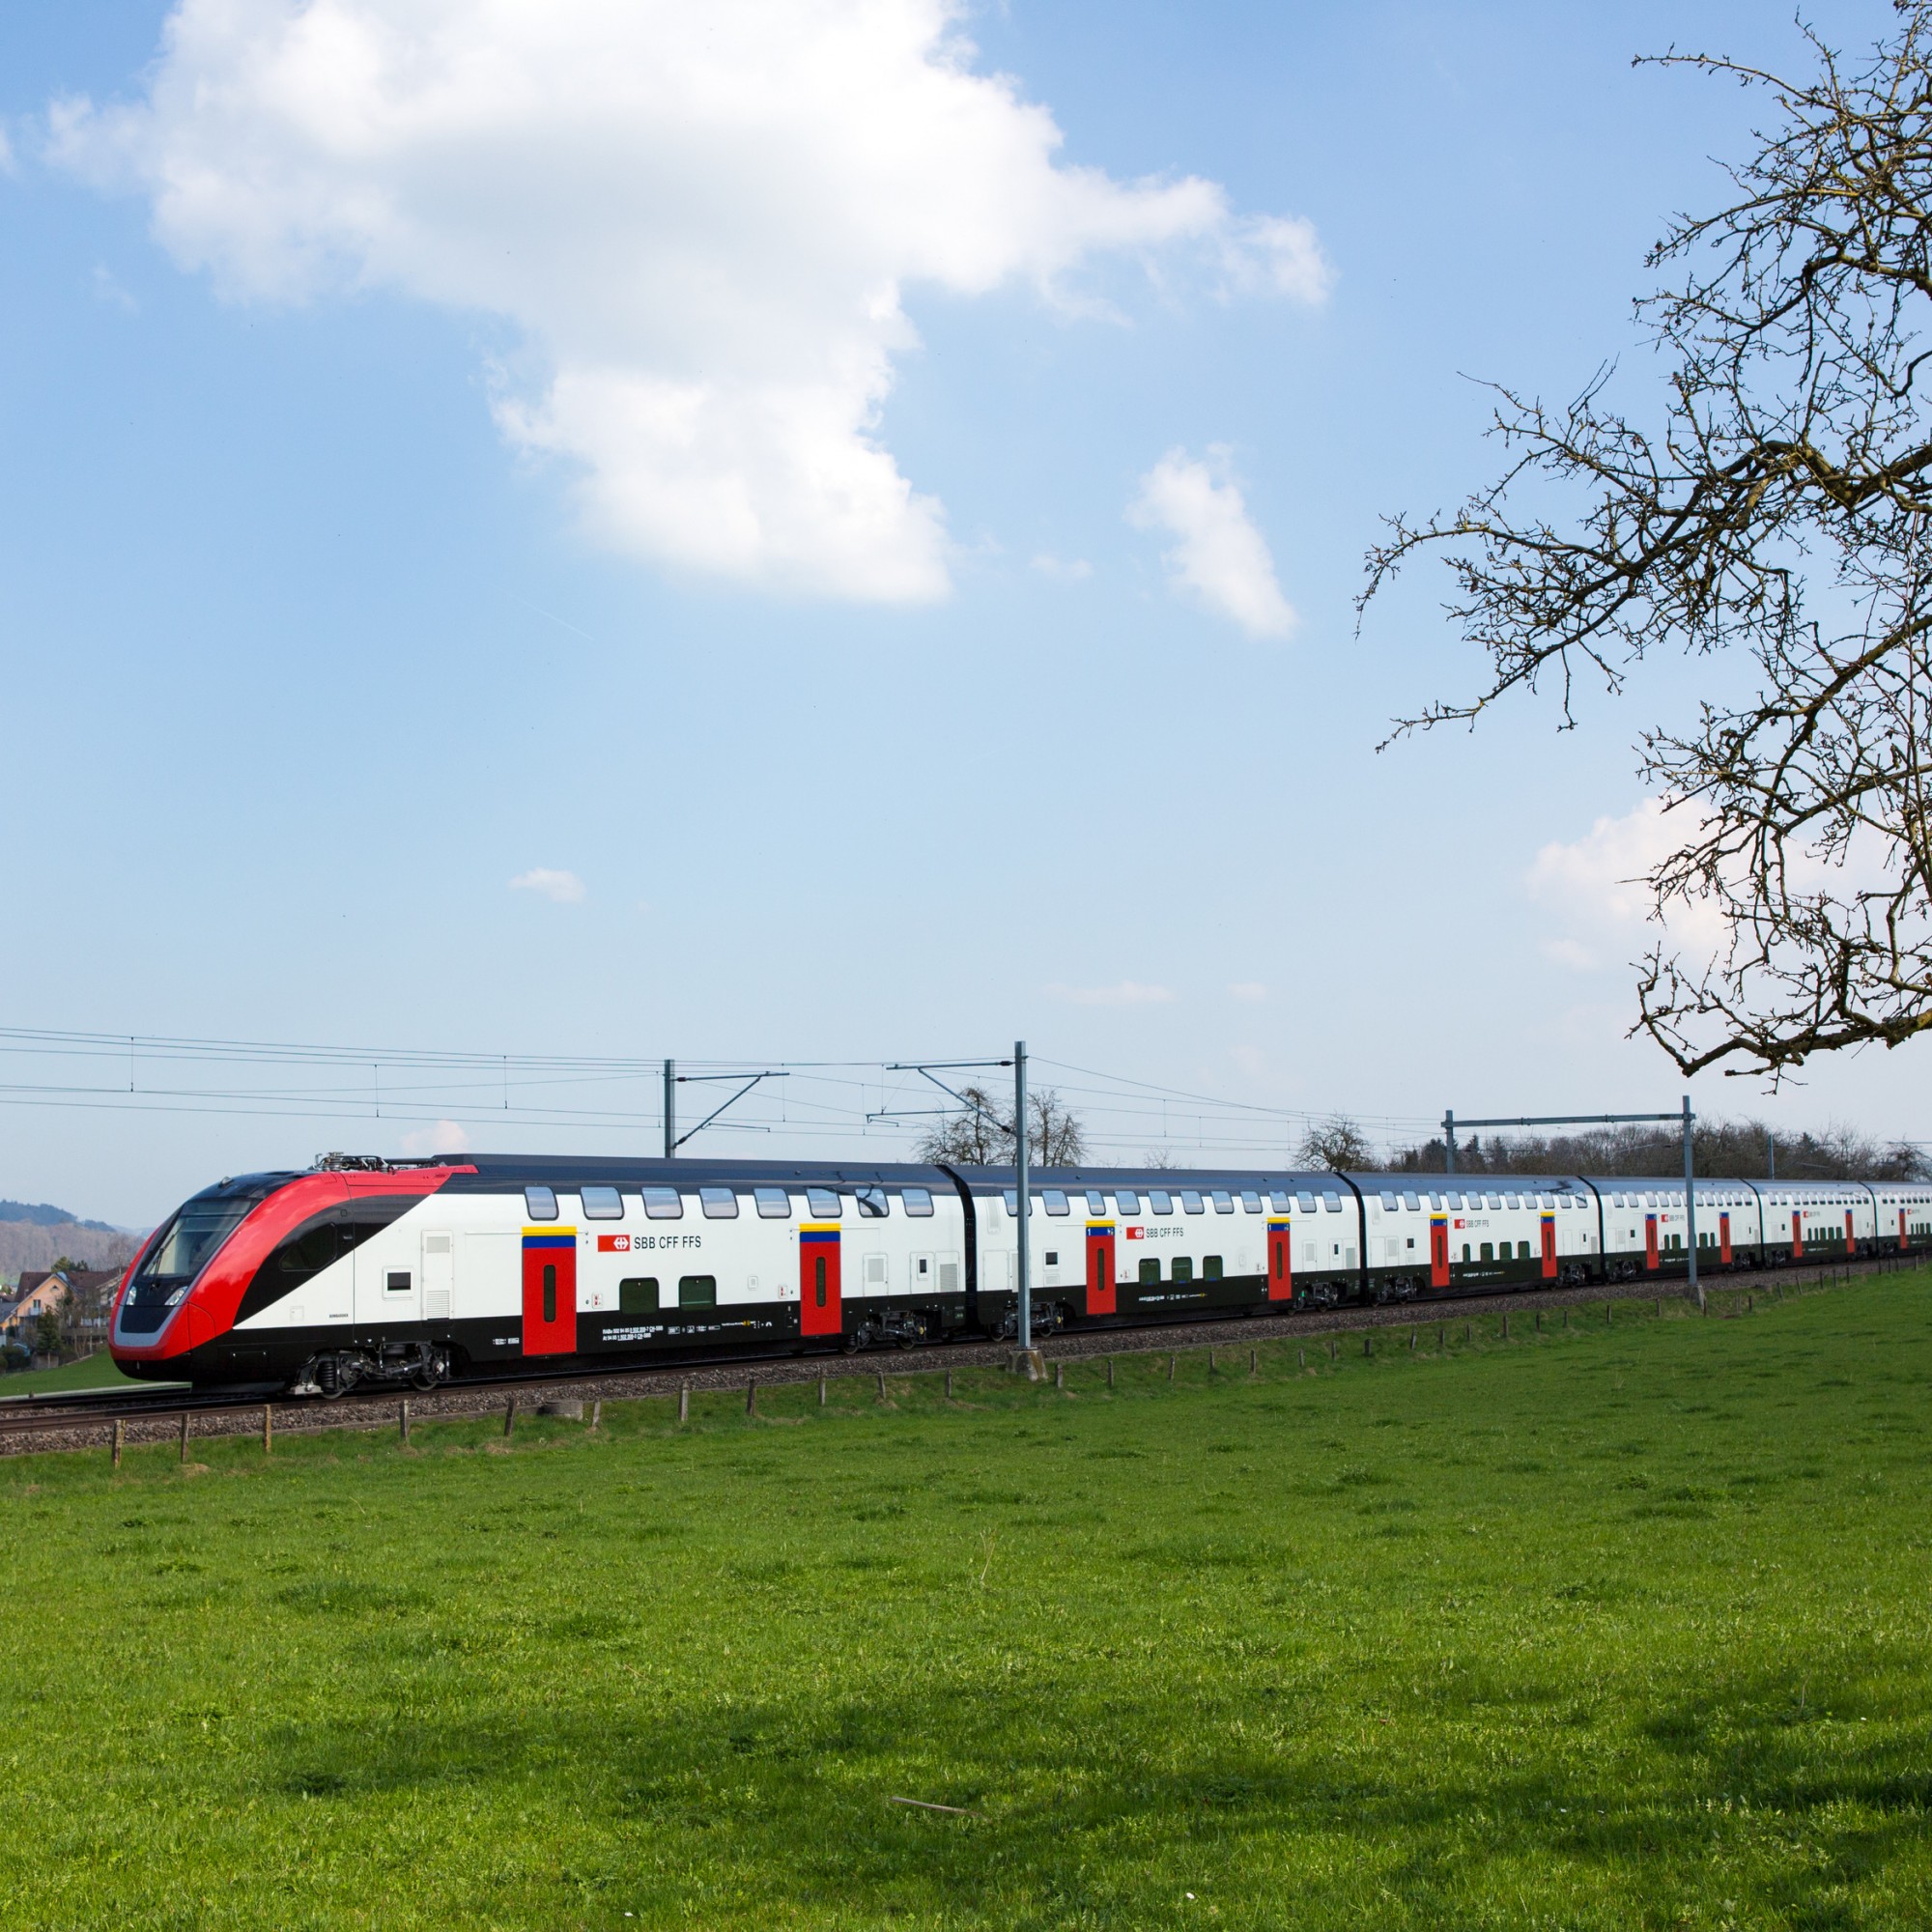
[[2, 1250, 1918, 1459]]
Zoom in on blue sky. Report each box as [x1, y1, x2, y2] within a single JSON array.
[[2, 0, 1921, 1226]]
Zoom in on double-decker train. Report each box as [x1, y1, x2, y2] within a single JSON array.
[[108, 1152, 1932, 1395]]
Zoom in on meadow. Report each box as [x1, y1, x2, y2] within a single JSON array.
[[1, 1276, 1927, 1929]]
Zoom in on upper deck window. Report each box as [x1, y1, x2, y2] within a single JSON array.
[[855, 1185, 889, 1218], [581, 1186, 624, 1220], [1149, 1190, 1174, 1216], [1379, 1191, 1399, 1211], [525, 1186, 558, 1222], [699, 1187, 738, 1219], [902, 1186, 935, 1218], [1210, 1190, 1235, 1214], [1179, 1191, 1205, 1215], [1403, 1192, 1422, 1211], [1115, 1189, 1141, 1216], [1240, 1191, 1264, 1214], [754, 1187, 792, 1219], [1322, 1191, 1343, 1213], [641, 1186, 682, 1220], [1041, 1189, 1070, 1216], [807, 1188, 841, 1219]]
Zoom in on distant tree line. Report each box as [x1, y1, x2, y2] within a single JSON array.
[[1387, 1121, 1929, 1182], [915, 1086, 1087, 1167]]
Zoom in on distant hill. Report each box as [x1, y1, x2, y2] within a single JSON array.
[[0, 1199, 121, 1233], [0, 1221, 143, 1283]]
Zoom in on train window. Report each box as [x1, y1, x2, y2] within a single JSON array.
[[641, 1186, 683, 1220], [754, 1187, 792, 1219], [1480, 1241, 1493, 1262], [1204, 1255, 1223, 1278], [1485, 1195, 1502, 1210], [1115, 1189, 1142, 1215], [1518, 1240, 1532, 1260], [1086, 1191, 1109, 1215], [581, 1185, 624, 1220], [1462, 1243, 1472, 1262], [902, 1187, 935, 1218], [1003, 1190, 1037, 1216], [1172, 1256, 1194, 1282], [807, 1188, 842, 1219], [1503, 1193, 1520, 1209], [1644, 1193, 1658, 1208], [1179, 1191, 1205, 1214], [699, 1187, 739, 1219], [1430, 1194, 1445, 1210], [1403, 1192, 1422, 1211], [1240, 1191, 1264, 1213], [1211, 1191, 1235, 1214], [1322, 1191, 1343, 1212], [619, 1277, 658, 1314], [1042, 1189, 1070, 1216], [1379, 1191, 1399, 1211], [385, 1270, 411, 1293], [524, 1185, 558, 1222], [1149, 1191, 1174, 1215], [677, 1274, 717, 1308], [1138, 1258, 1160, 1286], [270, 1222, 339, 1278], [855, 1186, 889, 1218]]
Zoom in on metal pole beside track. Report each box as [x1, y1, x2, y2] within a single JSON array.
[[664, 1059, 675, 1160], [1684, 1094, 1703, 1315], [1013, 1037, 1037, 1376], [1444, 1110, 1456, 1177]]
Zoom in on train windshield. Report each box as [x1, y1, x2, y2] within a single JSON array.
[[125, 1176, 289, 1309]]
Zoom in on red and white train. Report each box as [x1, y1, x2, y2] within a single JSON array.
[[108, 1152, 1932, 1394]]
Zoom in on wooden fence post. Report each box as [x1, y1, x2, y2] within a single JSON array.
[[876, 1370, 888, 1403], [1107, 1355, 1116, 1389], [1250, 1347, 1258, 1377], [1298, 1347, 1306, 1370], [1168, 1352, 1177, 1381], [1329, 1338, 1337, 1361], [504, 1395, 518, 1437], [1054, 1361, 1065, 1389], [1364, 1333, 1373, 1357], [946, 1367, 954, 1399], [677, 1384, 689, 1425], [746, 1378, 757, 1417], [1501, 1314, 1509, 1340], [263, 1404, 272, 1454], [178, 1412, 189, 1464], [111, 1419, 123, 1469], [590, 1399, 602, 1430], [819, 1372, 828, 1406], [400, 1399, 410, 1446], [1409, 1326, 1417, 1350]]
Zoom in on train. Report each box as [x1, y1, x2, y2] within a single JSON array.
[[107, 1152, 1932, 1395]]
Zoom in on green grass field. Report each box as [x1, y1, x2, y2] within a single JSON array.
[[2, 1276, 1928, 1930], [0, 1350, 146, 1396]]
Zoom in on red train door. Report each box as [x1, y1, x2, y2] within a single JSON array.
[[1845, 1209, 1857, 1254], [521, 1232, 577, 1355], [1539, 1214, 1557, 1280], [1901, 1208, 1910, 1252], [1430, 1216, 1450, 1291], [1085, 1223, 1117, 1315], [1644, 1214, 1660, 1271], [800, 1226, 841, 1337], [1791, 1211, 1804, 1258], [1266, 1219, 1293, 1301], [1719, 1212, 1732, 1265]]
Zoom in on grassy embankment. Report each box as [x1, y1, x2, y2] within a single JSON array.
[[0, 1350, 144, 1395], [1, 1275, 1928, 1929]]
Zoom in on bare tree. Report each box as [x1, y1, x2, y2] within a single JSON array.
[[1296, 1116, 1376, 1172], [914, 1086, 1087, 1166], [1363, 9, 1932, 1080]]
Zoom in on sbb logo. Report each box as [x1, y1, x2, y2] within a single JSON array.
[[596, 1235, 632, 1253], [1124, 1227, 1146, 1240]]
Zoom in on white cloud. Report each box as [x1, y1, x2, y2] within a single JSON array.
[[48, 0, 1327, 602], [1030, 553, 1093, 582], [1525, 799, 1723, 972], [1128, 445, 1293, 639], [1046, 980, 1176, 1007], [401, 1119, 471, 1154], [1227, 980, 1266, 1003], [510, 867, 585, 903]]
